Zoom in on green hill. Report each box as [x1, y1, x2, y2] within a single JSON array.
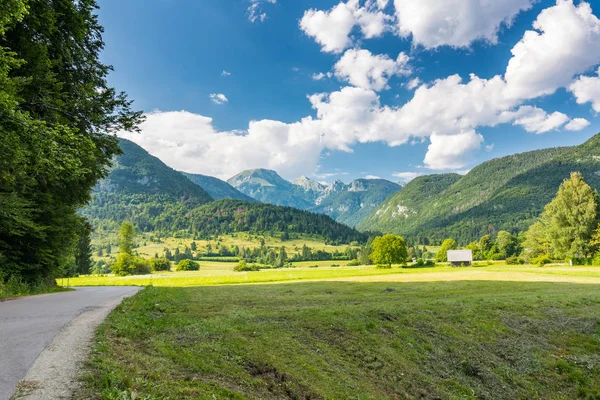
[[80, 139, 213, 231], [360, 134, 600, 243], [311, 179, 401, 227], [183, 199, 370, 244], [183, 173, 255, 202]]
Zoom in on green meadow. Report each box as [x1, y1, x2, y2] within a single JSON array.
[[62, 264, 600, 288], [79, 277, 600, 399]]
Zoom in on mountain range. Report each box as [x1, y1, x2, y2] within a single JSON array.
[[80, 139, 370, 243], [227, 169, 401, 227], [83, 133, 600, 245]]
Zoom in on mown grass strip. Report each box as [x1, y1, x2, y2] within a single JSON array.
[[79, 280, 600, 399]]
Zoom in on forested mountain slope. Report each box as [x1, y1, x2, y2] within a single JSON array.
[[184, 199, 370, 244], [183, 173, 255, 202], [80, 139, 213, 231], [359, 136, 600, 243], [311, 179, 401, 227]]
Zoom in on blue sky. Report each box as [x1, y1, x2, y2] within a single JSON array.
[[101, 0, 600, 183]]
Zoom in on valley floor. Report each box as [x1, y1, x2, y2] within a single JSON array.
[[78, 276, 600, 399], [62, 263, 600, 287]]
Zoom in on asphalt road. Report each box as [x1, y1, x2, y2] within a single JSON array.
[[0, 286, 141, 400]]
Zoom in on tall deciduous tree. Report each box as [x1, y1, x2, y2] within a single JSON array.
[[540, 172, 599, 259], [371, 234, 408, 267], [436, 239, 458, 262], [0, 0, 142, 283]]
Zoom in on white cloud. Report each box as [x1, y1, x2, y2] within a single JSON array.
[[504, 0, 600, 100], [312, 72, 333, 81], [423, 131, 484, 170], [221, 70, 231, 77], [334, 49, 411, 91], [510, 106, 569, 134], [118, 111, 323, 180], [209, 93, 228, 104], [570, 67, 600, 112], [300, 0, 392, 53], [394, 0, 534, 49], [405, 77, 421, 90], [565, 118, 591, 131], [392, 171, 422, 183], [364, 175, 381, 179]]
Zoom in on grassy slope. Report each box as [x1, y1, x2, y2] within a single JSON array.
[[80, 278, 600, 399], [359, 145, 577, 241]]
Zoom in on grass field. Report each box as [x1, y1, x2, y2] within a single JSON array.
[[79, 278, 600, 399], [61, 264, 600, 288], [92, 232, 358, 264]]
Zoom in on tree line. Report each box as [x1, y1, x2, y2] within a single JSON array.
[[0, 0, 141, 285]]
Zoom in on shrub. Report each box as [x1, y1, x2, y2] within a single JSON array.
[[111, 254, 152, 276], [347, 259, 361, 266], [308, 265, 319, 268], [234, 260, 260, 272], [176, 259, 200, 271], [150, 258, 171, 272], [376, 264, 392, 269], [407, 258, 436, 269], [534, 256, 552, 267], [330, 264, 341, 267], [506, 256, 525, 265]]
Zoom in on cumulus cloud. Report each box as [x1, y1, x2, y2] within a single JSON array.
[[504, 0, 600, 100], [209, 93, 228, 104], [300, 0, 392, 53], [118, 111, 323, 180], [423, 131, 484, 170], [221, 70, 231, 77], [510, 106, 570, 134], [569, 67, 600, 112], [334, 49, 411, 91], [565, 118, 591, 131], [394, 0, 534, 49]]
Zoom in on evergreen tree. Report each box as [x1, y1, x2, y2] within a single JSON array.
[[74, 219, 93, 275], [119, 222, 135, 256]]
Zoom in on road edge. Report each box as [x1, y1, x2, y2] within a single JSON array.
[[10, 287, 141, 400]]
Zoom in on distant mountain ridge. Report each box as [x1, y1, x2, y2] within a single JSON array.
[[311, 179, 401, 227], [227, 169, 401, 226], [183, 173, 255, 202], [80, 141, 370, 244], [360, 133, 600, 243]]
